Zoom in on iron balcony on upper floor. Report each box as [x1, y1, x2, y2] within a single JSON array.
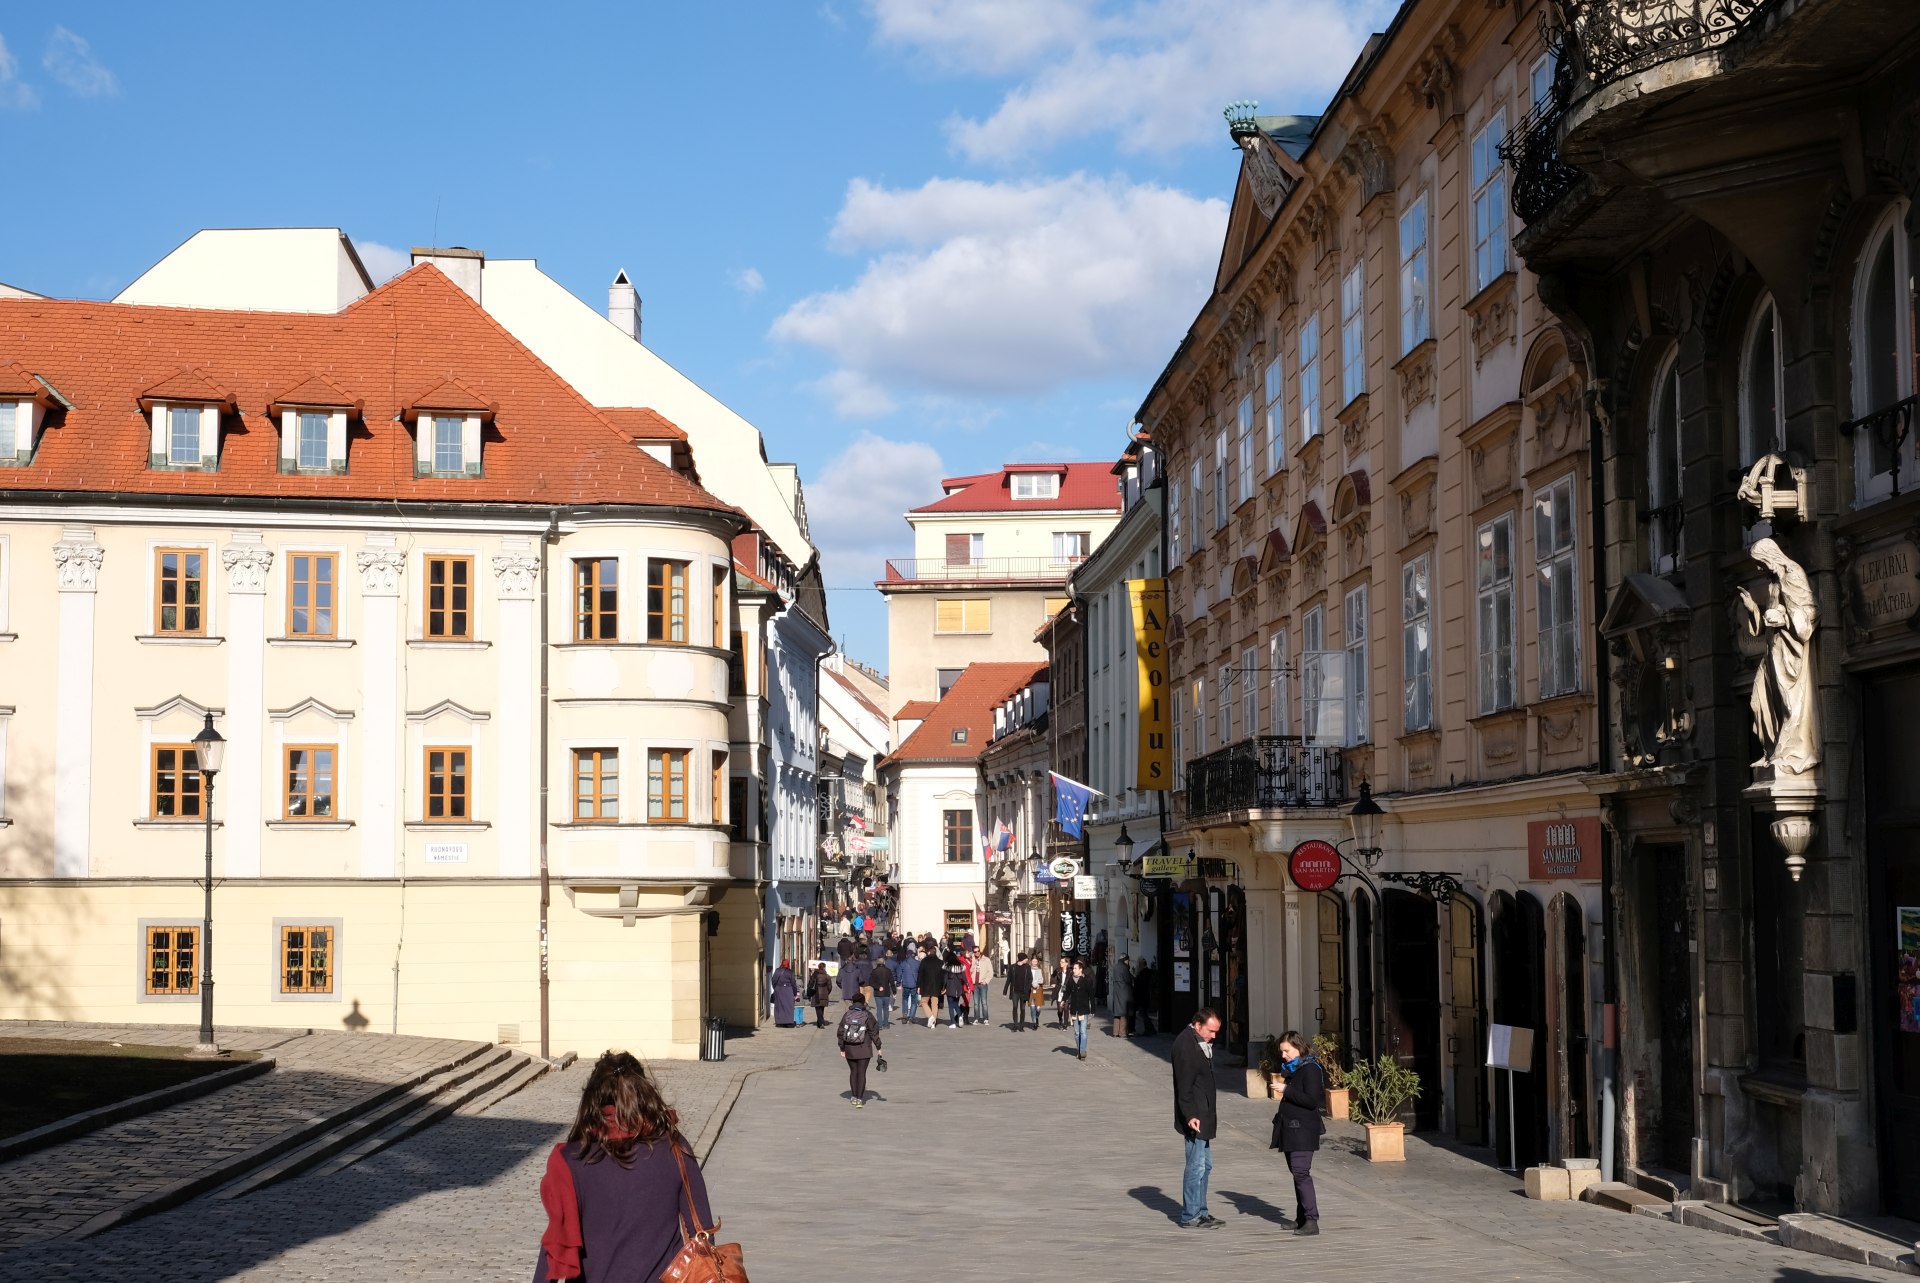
[[1183, 735, 1349, 824], [880, 555, 1085, 585]]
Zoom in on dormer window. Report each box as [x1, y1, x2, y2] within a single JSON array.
[[402, 378, 491, 479], [0, 401, 18, 461], [141, 370, 232, 472], [432, 416, 466, 474], [1011, 472, 1060, 500], [269, 376, 356, 476], [0, 367, 69, 466]]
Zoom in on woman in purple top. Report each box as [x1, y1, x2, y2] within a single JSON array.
[[534, 1051, 715, 1282]]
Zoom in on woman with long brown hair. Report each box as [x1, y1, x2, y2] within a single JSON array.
[[533, 1051, 716, 1281]]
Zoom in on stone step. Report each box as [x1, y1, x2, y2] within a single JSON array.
[[211, 1045, 517, 1199], [306, 1050, 548, 1177], [1776, 1213, 1920, 1276], [1672, 1200, 1781, 1244], [1584, 1181, 1672, 1216]]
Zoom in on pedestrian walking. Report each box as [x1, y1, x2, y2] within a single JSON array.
[[837, 933, 855, 963], [837, 993, 883, 1107], [942, 950, 967, 1028], [533, 1051, 728, 1282], [1171, 1008, 1223, 1229], [771, 960, 799, 1029], [916, 948, 944, 1026], [809, 963, 833, 1028], [1112, 954, 1133, 1036], [1270, 1031, 1326, 1235], [1027, 955, 1046, 1030], [1054, 957, 1072, 1029], [898, 944, 919, 1023], [1005, 952, 1030, 1029], [1067, 959, 1097, 1060], [870, 955, 896, 1029], [971, 949, 993, 1024]]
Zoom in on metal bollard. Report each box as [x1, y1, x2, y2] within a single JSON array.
[[700, 1016, 725, 1062]]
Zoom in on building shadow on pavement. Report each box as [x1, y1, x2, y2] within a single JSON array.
[[1773, 1271, 1900, 1283], [1217, 1189, 1292, 1227], [1126, 1185, 1184, 1224]]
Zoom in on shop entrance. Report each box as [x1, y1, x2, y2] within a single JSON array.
[[1383, 889, 1442, 1131], [1351, 888, 1379, 1061], [1549, 894, 1594, 1159], [1449, 895, 1487, 1145], [1863, 664, 1920, 1219], [1491, 890, 1549, 1168], [1317, 892, 1349, 1050]]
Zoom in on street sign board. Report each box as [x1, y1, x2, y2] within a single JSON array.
[[1287, 839, 1342, 892], [1048, 856, 1081, 880], [1140, 852, 1191, 878], [1072, 874, 1097, 901]]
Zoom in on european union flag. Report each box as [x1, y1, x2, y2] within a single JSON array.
[[1052, 771, 1093, 839]]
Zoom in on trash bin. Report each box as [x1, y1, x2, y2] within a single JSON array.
[[701, 1017, 726, 1062]]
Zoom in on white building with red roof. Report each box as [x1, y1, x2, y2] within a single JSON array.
[[879, 462, 1122, 709]]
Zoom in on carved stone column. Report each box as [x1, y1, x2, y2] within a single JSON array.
[[357, 537, 405, 876], [221, 535, 273, 877], [53, 530, 103, 878]]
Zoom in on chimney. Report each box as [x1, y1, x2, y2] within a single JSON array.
[[608, 269, 641, 342], [410, 246, 484, 303]]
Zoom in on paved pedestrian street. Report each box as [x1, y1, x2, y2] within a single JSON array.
[[0, 1015, 1903, 1281]]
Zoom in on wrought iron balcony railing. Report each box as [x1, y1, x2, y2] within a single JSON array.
[[1184, 735, 1348, 822], [1502, 96, 1584, 226], [880, 556, 1083, 584]]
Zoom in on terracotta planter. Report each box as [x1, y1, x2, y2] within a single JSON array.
[[1363, 1121, 1406, 1163], [1245, 1068, 1269, 1098], [1325, 1086, 1351, 1121]]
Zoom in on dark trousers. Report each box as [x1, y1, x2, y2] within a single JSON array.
[[847, 1054, 870, 1101], [1288, 1149, 1319, 1222], [813, 1002, 828, 1027]]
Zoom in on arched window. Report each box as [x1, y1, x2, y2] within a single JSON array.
[[1738, 293, 1784, 463], [1853, 203, 1916, 504], [1648, 348, 1684, 574]]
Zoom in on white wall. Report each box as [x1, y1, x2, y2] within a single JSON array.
[[115, 229, 370, 313]]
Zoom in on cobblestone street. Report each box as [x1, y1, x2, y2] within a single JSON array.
[[0, 1014, 1905, 1281]]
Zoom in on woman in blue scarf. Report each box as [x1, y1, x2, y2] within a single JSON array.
[[1269, 1031, 1326, 1235]]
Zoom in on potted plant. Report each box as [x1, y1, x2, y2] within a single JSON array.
[[1345, 1054, 1422, 1162], [1309, 1033, 1350, 1120], [1251, 1035, 1282, 1097]]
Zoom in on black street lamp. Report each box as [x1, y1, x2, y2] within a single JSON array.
[[1113, 824, 1135, 869], [1346, 779, 1385, 870], [189, 712, 226, 1057]]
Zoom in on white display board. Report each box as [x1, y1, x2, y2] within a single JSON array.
[[1487, 1023, 1535, 1071]]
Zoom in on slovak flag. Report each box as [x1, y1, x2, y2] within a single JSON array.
[[1051, 772, 1094, 839], [993, 820, 1015, 853]]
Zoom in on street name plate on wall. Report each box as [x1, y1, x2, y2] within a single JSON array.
[[1851, 539, 1920, 631], [425, 842, 469, 864], [1526, 817, 1600, 881]]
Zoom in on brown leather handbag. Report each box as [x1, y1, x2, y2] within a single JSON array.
[[659, 1142, 748, 1283]]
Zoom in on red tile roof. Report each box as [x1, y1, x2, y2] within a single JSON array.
[[268, 371, 357, 413], [0, 265, 739, 515], [824, 666, 888, 724], [894, 699, 938, 722], [885, 662, 1047, 764], [600, 406, 687, 442], [910, 461, 1122, 515], [404, 375, 494, 419], [138, 366, 234, 408]]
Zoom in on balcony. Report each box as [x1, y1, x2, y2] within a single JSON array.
[[880, 556, 1084, 586], [1184, 735, 1348, 824]]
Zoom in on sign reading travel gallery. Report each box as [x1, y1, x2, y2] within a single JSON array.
[[1527, 816, 1601, 880], [1141, 852, 1192, 878], [1287, 839, 1342, 892]]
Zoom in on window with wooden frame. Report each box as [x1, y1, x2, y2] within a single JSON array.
[[154, 548, 206, 635], [648, 748, 689, 822], [424, 555, 473, 639], [151, 744, 203, 818], [942, 809, 973, 863], [934, 598, 990, 634], [287, 553, 337, 638], [573, 557, 618, 642], [711, 565, 727, 647], [647, 559, 689, 643], [283, 745, 336, 819], [145, 925, 198, 995], [711, 751, 727, 825], [279, 925, 334, 995], [424, 746, 471, 821], [572, 748, 619, 822]]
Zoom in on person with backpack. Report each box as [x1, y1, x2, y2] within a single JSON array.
[[808, 962, 833, 1028], [869, 954, 896, 1030], [1270, 1030, 1326, 1235], [837, 992, 883, 1108], [942, 949, 968, 1028]]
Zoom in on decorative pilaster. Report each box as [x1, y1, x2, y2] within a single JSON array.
[[358, 537, 403, 876], [221, 536, 271, 877], [53, 529, 103, 878], [493, 538, 540, 875]]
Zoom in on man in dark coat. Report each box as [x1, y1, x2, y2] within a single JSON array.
[[942, 951, 967, 1028], [771, 961, 799, 1028], [916, 949, 944, 1027], [837, 934, 856, 963], [836, 993, 883, 1108], [1005, 952, 1031, 1030], [1171, 1008, 1223, 1229], [869, 956, 896, 1029], [1270, 1031, 1326, 1235], [1066, 960, 1098, 1060], [808, 963, 834, 1027]]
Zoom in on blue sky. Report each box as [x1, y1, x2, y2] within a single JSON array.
[[2, 1, 1391, 670]]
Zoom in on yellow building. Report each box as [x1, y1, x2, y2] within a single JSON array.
[[0, 262, 759, 1060]]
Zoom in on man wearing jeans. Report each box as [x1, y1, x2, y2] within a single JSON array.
[[1170, 1008, 1223, 1229], [1067, 959, 1097, 1060], [869, 954, 896, 1029], [897, 944, 919, 1026]]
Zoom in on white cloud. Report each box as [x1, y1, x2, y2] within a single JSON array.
[[870, 0, 1389, 162], [732, 266, 765, 296], [43, 26, 116, 98], [806, 431, 947, 589], [355, 239, 411, 285], [773, 173, 1224, 397], [807, 368, 898, 420], [0, 35, 38, 109]]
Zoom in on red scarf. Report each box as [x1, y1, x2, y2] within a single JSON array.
[[540, 1107, 643, 1279]]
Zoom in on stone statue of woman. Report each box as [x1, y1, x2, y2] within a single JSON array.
[[1737, 537, 1819, 775]]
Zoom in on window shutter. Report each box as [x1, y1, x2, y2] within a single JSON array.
[[945, 533, 971, 565]]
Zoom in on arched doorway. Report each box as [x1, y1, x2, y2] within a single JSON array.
[[1491, 890, 1550, 1167], [1549, 893, 1594, 1159], [1383, 888, 1442, 1131]]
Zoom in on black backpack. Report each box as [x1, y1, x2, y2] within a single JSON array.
[[839, 1007, 871, 1045]]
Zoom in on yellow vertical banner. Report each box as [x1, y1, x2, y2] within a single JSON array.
[[1129, 578, 1171, 790]]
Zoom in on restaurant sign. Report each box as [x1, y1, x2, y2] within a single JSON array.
[[1527, 816, 1601, 881]]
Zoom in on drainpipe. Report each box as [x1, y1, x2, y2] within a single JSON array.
[[1587, 378, 1619, 1181], [538, 510, 559, 1061]]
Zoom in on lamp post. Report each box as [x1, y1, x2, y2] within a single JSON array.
[[1346, 779, 1384, 870], [1113, 824, 1135, 869], [190, 712, 226, 1057]]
